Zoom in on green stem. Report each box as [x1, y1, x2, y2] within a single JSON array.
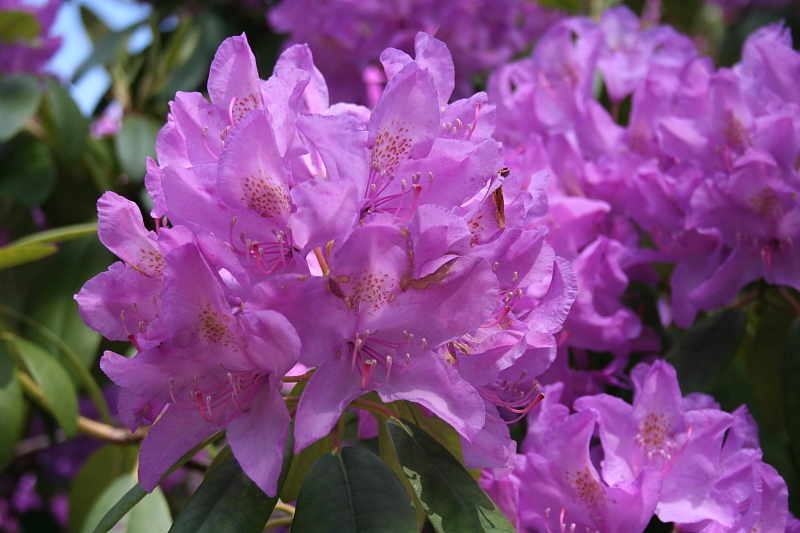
[[0, 303, 113, 424], [349, 397, 397, 420]]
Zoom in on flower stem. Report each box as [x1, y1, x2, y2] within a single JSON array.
[[313, 247, 330, 276], [349, 397, 397, 420]]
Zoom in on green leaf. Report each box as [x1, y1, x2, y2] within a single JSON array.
[[89, 431, 224, 533], [0, 74, 42, 141], [12, 222, 97, 247], [280, 433, 331, 503], [115, 116, 160, 183], [0, 132, 56, 204], [292, 446, 417, 533], [386, 419, 516, 533], [27, 235, 112, 373], [784, 318, 800, 475], [0, 242, 58, 270], [666, 307, 747, 394], [80, 6, 110, 44], [42, 78, 89, 161], [73, 27, 137, 82], [69, 444, 139, 533], [533, 0, 580, 13], [377, 411, 427, 530], [0, 222, 97, 271], [3, 332, 78, 437], [83, 474, 171, 533], [169, 434, 293, 533], [0, 343, 26, 467], [0, 10, 40, 43]]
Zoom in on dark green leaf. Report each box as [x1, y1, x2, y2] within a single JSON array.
[[169, 434, 292, 533], [0, 242, 58, 270], [666, 307, 747, 394], [84, 475, 171, 533], [79, 6, 110, 44], [292, 446, 417, 533], [0, 11, 40, 44], [784, 318, 800, 476], [387, 419, 516, 533], [0, 74, 41, 141], [0, 132, 56, 204], [27, 235, 112, 373], [280, 433, 331, 503], [0, 343, 26, 467], [69, 444, 139, 533], [3, 332, 78, 437], [73, 27, 137, 82], [115, 116, 160, 183], [533, 0, 580, 13], [42, 78, 89, 161], [377, 410, 427, 530]]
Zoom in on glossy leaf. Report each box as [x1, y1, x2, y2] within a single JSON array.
[[0, 242, 58, 270], [376, 410, 428, 530], [666, 307, 747, 394], [0, 132, 56, 204], [73, 27, 137, 81], [115, 116, 160, 183], [27, 235, 112, 372], [280, 433, 331, 503], [0, 10, 40, 43], [386, 419, 516, 533], [0, 343, 25, 468], [292, 446, 417, 533], [0, 74, 42, 142], [80, 6, 110, 44], [42, 78, 90, 161], [83, 474, 171, 533], [784, 318, 800, 475], [169, 434, 292, 533], [11, 222, 98, 247], [90, 431, 223, 533], [69, 444, 139, 533], [4, 332, 78, 437]]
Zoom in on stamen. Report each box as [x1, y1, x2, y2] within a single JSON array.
[[228, 97, 238, 129]]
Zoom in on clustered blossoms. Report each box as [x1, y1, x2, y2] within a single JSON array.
[[481, 360, 792, 533], [488, 5, 800, 399], [76, 32, 577, 495], [268, 0, 563, 106], [0, 0, 61, 75]]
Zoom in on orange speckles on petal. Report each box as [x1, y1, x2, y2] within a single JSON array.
[[198, 303, 237, 348], [242, 171, 291, 221], [636, 411, 678, 460], [749, 188, 784, 221], [371, 120, 413, 175], [565, 467, 606, 511]]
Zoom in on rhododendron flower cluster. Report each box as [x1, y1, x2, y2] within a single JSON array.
[[268, 0, 563, 106], [480, 360, 790, 533], [489, 5, 800, 398], [76, 32, 577, 495], [0, 0, 62, 75]]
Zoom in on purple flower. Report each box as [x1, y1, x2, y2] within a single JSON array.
[[0, 0, 62, 75], [268, 0, 563, 105]]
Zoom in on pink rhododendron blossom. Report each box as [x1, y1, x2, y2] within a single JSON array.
[[77, 31, 576, 491], [0, 0, 61, 75], [482, 362, 790, 533], [268, 0, 563, 105]]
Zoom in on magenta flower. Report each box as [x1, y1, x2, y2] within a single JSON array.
[[100, 244, 300, 496], [0, 0, 61, 75]]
